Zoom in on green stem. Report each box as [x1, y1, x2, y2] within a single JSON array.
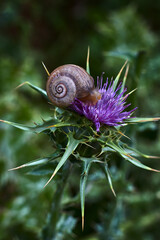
[[41, 162, 71, 240]]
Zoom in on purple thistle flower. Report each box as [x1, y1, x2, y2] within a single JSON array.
[[71, 75, 137, 132]]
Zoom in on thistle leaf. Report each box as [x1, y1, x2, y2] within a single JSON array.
[[0, 119, 58, 133], [16, 81, 49, 100], [43, 132, 82, 188], [0, 118, 82, 133], [46, 121, 81, 128], [122, 153, 160, 172], [123, 145, 160, 159], [80, 159, 92, 230], [106, 142, 160, 172], [102, 146, 116, 153], [125, 117, 160, 123], [8, 158, 51, 171], [8, 151, 61, 171], [0, 119, 34, 131], [101, 163, 116, 197]]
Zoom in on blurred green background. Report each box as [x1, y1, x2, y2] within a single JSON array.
[[0, 1, 160, 240]]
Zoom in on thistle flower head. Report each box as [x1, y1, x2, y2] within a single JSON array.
[[71, 74, 137, 131]]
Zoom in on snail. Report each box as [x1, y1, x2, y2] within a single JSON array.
[[46, 64, 101, 107]]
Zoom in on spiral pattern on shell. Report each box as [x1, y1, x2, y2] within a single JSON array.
[[46, 64, 95, 107], [53, 82, 67, 98]]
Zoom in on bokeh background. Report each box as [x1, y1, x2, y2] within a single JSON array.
[[0, 1, 160, 240]]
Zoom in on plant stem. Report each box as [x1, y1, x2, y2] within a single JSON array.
[[41, 162, 71, 240]]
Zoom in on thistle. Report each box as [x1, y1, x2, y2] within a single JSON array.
[[0, 50, 160, 234]]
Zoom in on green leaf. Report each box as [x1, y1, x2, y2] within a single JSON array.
[[16, 81, 49, 100], [102, 146, 116, 153], [46, 121, 81, 129], [106, 142, 160, 172], [43, 132, 82, 188], [0, 119, 56, 133], [80, 158, 92, 230], [123, 144, 160, 159], [0, 119, 34, 131], [125, 117, 160, 124], [8, 151, 61, 171], [0, 118, 81, 133], [101, 163, 116, 197], [121, 153, 160, 172], [9, 158, 51, 171]]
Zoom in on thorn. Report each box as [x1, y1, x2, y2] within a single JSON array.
[[42, 61, 50, 76], [110, 185, 116, 197], [120, 63, 130, 93], [86, 46, 90, 74], [121, 88, 137, 102], [117, 60, 128, 79], [82, 216, 84, 231], [118, 130, 131, 140], [87, 46, 90, 65], [43, 171, 56, 188], [124, 64, 129, 79], [15, 81, 28, 90], [0, 119, 5, 123], [138, 117, 160, 122], [93, 160, 105, 164], [40, 116, 46, 122], [83, 142, 95, 149], [124, 153, 139, 162], [8, 164, 26, 171], [147, 155, 160, 159], [47, 125, 56, 129], [113, 60, 128, 91], [128, 88, 137, 95]]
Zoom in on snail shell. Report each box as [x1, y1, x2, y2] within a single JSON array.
[[46, 64, 101, 107]]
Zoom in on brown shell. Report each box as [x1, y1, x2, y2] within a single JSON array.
[[46, 64, 95, 107]]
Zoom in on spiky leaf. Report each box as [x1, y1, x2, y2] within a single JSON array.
[[105, 142, 160, 172], [16, 81, 49, 100], [8, 151, 61, 172], [43, 132, 82, 188], [101, 163, 116, 197], [80, 158, 93, 230], [0, 118, 82, 133], [125, 117, 160, 124]]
